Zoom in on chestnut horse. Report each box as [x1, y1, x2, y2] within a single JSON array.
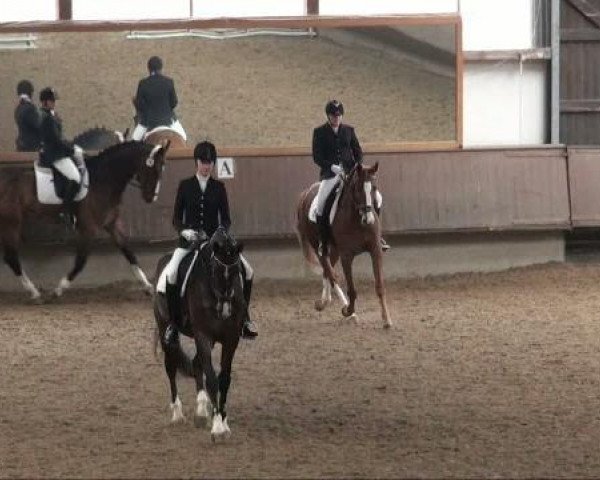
[[296, 163, 392, 328], [0, 140, 170, 301]]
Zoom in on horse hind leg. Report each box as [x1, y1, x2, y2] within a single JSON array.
[[371, 250, 392, 329], [165, 349, 185, 423], [2, 236, 42, 303]]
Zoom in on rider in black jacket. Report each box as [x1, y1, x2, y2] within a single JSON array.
[[162, 141, 258, 343], [14, 80, 41, 152]]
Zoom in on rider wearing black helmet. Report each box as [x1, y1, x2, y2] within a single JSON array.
[[161, 140, 258, 343], [132, 55, 186, 142], [14, 79, 41, 152], [38, 87, 85, 216], [312, 100, 389, 255]]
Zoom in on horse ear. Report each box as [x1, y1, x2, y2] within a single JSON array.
[[236, 242, 244, 254], [371, 162, 379, 174]]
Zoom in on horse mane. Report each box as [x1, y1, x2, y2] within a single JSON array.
[[73, 126, 120, 150]]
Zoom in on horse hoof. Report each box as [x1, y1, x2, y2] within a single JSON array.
[[341, 306, 354, 317], [31, 295, 45, 305], [383, 321, 393, 329]]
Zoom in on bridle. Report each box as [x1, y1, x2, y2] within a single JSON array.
[[210, 251, 241, 320]]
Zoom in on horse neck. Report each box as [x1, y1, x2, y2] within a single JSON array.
[[336, 177, 363, 226], [88, 145, 142, 198]]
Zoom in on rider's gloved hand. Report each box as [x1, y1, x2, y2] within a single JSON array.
[[73, 145, 85, 167], [180, 229, 198, 242], [331, 164, 343, 176]]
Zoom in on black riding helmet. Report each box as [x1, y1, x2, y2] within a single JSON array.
[[194, 141, 217, 164], [325, 100, 344, 116], [147, 55, 163, 73], [17, 79, 34, 97], [39, 87, 58, 102]]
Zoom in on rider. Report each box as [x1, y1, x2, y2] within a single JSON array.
[[132, 56, 186, 142], [163, 140, 258, 343], [39, 87, 85, 218], [312, 100, 390, 256], [14, 79, 42, 152]]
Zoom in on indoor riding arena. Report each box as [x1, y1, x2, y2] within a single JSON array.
[[2, 2, 600, 478]]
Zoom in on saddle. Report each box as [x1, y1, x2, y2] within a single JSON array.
[[156, 241, 211, 298], [34, 161, 89, 205]]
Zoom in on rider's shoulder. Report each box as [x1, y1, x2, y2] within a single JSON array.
[[314, 123, 329, 133]]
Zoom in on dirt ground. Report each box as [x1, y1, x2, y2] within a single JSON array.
[[1, 262, 600, 478]]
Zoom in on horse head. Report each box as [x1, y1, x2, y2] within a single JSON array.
[[210, 228, 243, 320], [135, 140, 171, 203], [348, 162, 379, 226]]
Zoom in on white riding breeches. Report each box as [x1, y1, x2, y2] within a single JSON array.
[[375, 189, 383, 209], [316, 175, 342, 216], [240, 254, 253, 280], [132, 120, 187, 142], [53, 157, 82, 183], [165, 247, 190, 285]]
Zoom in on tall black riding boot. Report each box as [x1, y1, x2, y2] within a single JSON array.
[[163, 283, 181, 344], [316, 214, 329, 257], [241, 277, 258, 339]]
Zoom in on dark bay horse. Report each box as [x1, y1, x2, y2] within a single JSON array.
[[153, 228, 245, 440], [0, 140, 170, 301], [296, 163, 392, 328]]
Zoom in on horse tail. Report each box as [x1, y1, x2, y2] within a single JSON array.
[[296, 189, 321, 273]]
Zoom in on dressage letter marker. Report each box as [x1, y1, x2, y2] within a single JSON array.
[[217, 157, 235, 179]]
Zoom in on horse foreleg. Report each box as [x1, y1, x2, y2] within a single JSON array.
[[328, 251, 348, 308], [194, 334, 220, 435], [105, 218, 153, 295], [214, 336, 238, 437], [54, 236, 91, 297], [340, 254, 357, 318], [315, 276, 332, 311], [371, 249, 392, 329], [3, 243, 42, 302]]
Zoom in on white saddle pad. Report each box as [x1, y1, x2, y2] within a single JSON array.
[[34, 161, 89, 205], [309, 185, 343, 224]]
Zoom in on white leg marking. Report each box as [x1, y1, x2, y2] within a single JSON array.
[[196, 390, 211, 418], [19, 273, 41, 300], [170, 396, 185, 423], [131, 265, 153, 291], [54, 276, 71, 297], [211, 413, 230, 438], [321, 277, 332, 304], [333, 283, 349, 307]]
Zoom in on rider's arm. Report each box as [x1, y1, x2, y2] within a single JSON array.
[[23, 105, 41, 130], [172, 180, 186, 232], [42, 115, 74, 156], [218, 183, 232, 231], [134, 80, 146, 125], [350, 127, 363, 165], [312, 128, 326, 168], [169, 78, 178, 110]]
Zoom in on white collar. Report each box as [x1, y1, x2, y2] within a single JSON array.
[[19, 94, 31, 102]]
